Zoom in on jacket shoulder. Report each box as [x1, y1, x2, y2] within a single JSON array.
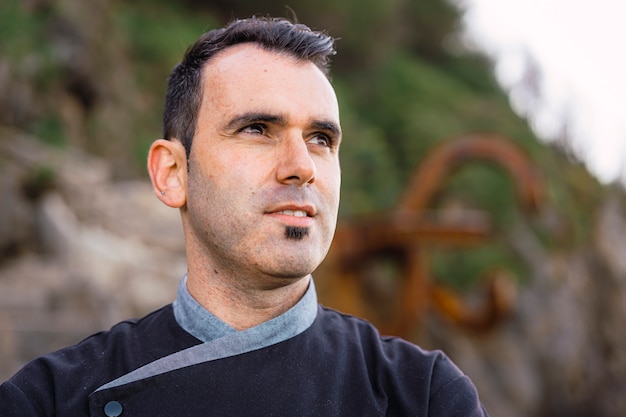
[[1, 304, 198, 416], [315, 306, 488, 416]]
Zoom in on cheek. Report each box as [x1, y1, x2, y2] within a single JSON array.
[[320, 162, 341, 202], [203, 152, 256, 188]]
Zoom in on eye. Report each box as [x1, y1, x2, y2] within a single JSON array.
[[308, 133, 332, 147], [240, 124, 266, 135]]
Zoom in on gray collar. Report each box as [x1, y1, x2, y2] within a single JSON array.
[[96, 275, 318, 393], [173, 274, 318, 344]]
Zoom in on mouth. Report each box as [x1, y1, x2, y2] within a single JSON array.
[[274, 209, 309, 218], [266, 205, 316, 227], [268, 204, 315, 217]]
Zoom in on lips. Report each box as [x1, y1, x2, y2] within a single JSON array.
[[275, 209, 308, 217], [265, 203, 316, 229], [267, 203, 315, 217]]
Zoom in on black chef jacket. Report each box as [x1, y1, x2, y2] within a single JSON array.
[[0, 277, 488, 416]]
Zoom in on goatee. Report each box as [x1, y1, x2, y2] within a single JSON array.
[[285, 226, 310, 240]]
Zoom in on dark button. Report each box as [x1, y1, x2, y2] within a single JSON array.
[[104, 400, 123, 416]]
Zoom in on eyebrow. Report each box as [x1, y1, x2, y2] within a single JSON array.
[[224, 112, 342, 138], [310, 120, 342, 139], [224, 112, 287, 131]]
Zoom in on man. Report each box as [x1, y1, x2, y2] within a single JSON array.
[[0, 17, 488, 416]]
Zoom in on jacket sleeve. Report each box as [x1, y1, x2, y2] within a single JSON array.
[[0, 380, 44, 417], [428, 374, 489, 416], [427, 353, 489, 417]]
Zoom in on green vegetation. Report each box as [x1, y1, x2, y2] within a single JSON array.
[[0, 1, 50, 59]]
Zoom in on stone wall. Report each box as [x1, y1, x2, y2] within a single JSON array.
[[0, 132, 186, 378]]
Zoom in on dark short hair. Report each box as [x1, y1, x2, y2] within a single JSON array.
[[162, 16, 336, 157]]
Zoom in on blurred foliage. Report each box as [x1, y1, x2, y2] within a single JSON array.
[[21, 164, 58, 201], [0, 1, 49, 58], [112, 0, 219, 164], [0, 0, 609, 289]]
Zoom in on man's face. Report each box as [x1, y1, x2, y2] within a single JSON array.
[[183, 43, 341, 284]]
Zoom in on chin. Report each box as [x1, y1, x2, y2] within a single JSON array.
[[268, 268, 314, 280], [264, 257, 318, 280], [258, 239, 329, 279]]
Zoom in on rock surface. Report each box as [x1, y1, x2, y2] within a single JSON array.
[[0, 133, 186, 378]]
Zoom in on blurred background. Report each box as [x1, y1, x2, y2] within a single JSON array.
[[1, 0, 625, 416]]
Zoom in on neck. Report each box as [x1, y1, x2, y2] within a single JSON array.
[[185, 271, 311, 331]]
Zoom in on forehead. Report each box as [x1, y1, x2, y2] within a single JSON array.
[[199, 43, 339, 122]]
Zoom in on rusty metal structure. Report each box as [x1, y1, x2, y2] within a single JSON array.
[[316, 134, 544, 338]]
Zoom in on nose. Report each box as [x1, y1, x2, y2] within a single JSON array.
[[276, 134, 316, 186]]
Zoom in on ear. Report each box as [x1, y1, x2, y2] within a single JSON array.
[[147, 139, 188, 208]]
